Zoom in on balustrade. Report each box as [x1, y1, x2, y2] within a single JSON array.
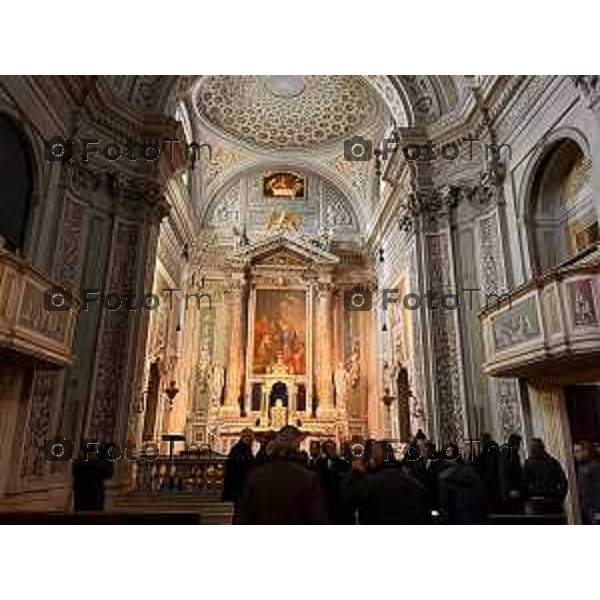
[[133, 455, 226, 494], [0, 247, 79, 366]]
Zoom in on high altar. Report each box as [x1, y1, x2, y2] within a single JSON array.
[[176, 214, 374, 454]]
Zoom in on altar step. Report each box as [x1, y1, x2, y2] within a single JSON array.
[[111, 491, 234, 524]]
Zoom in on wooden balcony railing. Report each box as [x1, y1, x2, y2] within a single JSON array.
[[0, 247, 79, 366]]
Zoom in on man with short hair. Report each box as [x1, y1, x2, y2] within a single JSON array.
[[522, 438, 568, 516], [239, 426, 328, 524], [308, 440, 321, 470], [317, 440, 348, 523], [222, 428, 255, 511], [341, 440, 430, 524]]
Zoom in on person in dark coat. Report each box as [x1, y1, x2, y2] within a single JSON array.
[[402, 430, 429, 480], [238, 426, 328, 525], [574, 441, 600, 524], [222, 429, 255, 508], [72, 443, 114, 512], [522, 438, 568, 515], [316, 440, 349, 523], [474, 433, 501, 512], [402, 433, 441, 514], [255, 440, 270, 463], [498, 433, 523, 513], [341, 440, 430, 524], [308, 440, 321, 470], [437, 444, 488, 524]]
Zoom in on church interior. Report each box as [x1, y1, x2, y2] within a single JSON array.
[[1, 74, 600, 524]]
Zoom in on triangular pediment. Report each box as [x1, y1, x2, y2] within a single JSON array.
[[228, 230, 339, 267]]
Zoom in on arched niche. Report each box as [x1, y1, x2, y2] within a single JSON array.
[[529, 138, 597, 273], [202, 167, 361, 243], [0, 113, 34, 253]]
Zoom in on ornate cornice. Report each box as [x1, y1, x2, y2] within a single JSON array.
[[571, 75, 600, 111], [228, 229, 340, 268]]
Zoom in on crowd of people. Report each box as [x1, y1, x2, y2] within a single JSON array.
[[222, 426, 599, 525], [67, 426, 600, 524]]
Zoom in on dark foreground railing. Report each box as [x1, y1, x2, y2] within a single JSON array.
[[0, 512, 201, 524]]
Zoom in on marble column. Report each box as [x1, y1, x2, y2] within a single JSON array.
[[526, 381, 580, 524], [224, 277, 246, 413], [86, 176, 168, 446], [315, 281, 334, 415]]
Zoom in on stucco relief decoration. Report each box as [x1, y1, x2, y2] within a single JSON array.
[[495, 378, 523, 439], [332, 156, 369, 199], [88, 223, 140, 441], [478, 213, 506, 294], [567, 278, 598, 327], [191, 232, 225, 270], [491, 296, 541, 352], [54, 199, 84, 286], [427, 233, 464, 442], [194, 76, 378, 148], [427, 233, 452, 289], [321, 182, 356, 230], [203, 146, 239, 189], [541, 285, 561, 335], [20, 371, 58, 477], [209, 181, 241, 228], [396, 76, 441, 123]]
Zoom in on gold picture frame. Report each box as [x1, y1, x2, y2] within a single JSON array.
[[263, 171, 306, 199]]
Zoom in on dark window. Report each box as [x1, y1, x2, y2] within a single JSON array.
[[0, 113, 33, 252]]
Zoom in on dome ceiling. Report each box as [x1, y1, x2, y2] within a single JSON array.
[[192, 75, 384, 149]]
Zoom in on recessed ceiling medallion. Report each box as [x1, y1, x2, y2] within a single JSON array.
[[262, 75, 306, 98]]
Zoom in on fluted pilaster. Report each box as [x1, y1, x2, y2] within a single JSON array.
[[224, 277, 247, 412], [315, 281, 334, 413]]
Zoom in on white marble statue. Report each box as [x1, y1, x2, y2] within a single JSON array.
[[210, 362, 225, 403], [206, 397, 222, 447], [409, 392, 426, 434], [348, 342, 361, 388], [382, 361, 394, 396], [334, 362, 348, 411]]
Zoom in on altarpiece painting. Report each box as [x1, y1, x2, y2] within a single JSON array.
[[252, 289, 307, 375]]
